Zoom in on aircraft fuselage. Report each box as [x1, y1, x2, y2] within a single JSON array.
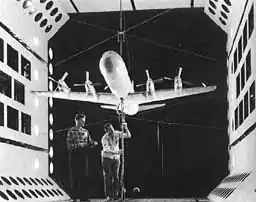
[[99, 51, 133, 98], [99, 51, 139, 115]]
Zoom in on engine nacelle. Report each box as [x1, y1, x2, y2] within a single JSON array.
[[146, 79, 156, 97], [84, 82, 96, 98], [174, 76, 182, 91]]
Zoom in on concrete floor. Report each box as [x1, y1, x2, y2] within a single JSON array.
[[73, 198, 210, 202]]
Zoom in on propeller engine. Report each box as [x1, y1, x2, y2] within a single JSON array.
[[49, 72, 70, 93], [73, 71, 98, 97], [135, 70, 157, 97], [145, 69, 156, 97], [174, 67, 183, 91], [136, 67, 198, 91], [163, 67, 208, 89]]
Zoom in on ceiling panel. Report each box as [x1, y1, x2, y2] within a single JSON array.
[[57, 0, 207, 13]]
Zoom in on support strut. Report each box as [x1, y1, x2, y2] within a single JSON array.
[[119, 98, 126, 201]]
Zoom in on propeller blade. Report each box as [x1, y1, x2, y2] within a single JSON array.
[[136, 77, 164, 87], [61, 72, 69, 81], [73, 82, 102, 87], [163, 76, 174, 81], [93, 82, 102, 86], [48, 77, 58, 83], [164, 76, 193, 86], [178, 67, 183, 78], [136, 83, 146, 87], [145, 69, 150, 79], [86, 71, 89, 82], [182, 80, 194, 86], [201, 82, 207, 87], [73, 83, 84, 86], [153, 78, 165, 83]]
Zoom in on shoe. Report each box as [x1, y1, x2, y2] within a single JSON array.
[[82, 199, 91, 202], [105, 196, 113, 201], [70, 199, 79, 202], [112, 196, 120, 201]]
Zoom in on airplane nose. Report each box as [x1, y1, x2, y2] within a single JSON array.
[[100, 51, 123, 75]]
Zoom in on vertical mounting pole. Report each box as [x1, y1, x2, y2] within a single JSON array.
[[119, 98, 126, 200], [157, 121, 160, 153], [118, 0, 126, 200], [118, 0, 125, 57], [161, 130, 164, 178]]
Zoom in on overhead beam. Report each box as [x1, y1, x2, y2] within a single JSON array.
[[130, 0, 136, 10], [191, 0, 194, 8], [69, 0, 80, 13]]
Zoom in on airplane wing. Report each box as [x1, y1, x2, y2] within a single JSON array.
[[31, 91, 120, 105], [123, 86, 217, 105]]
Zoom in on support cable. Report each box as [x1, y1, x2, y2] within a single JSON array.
[[55, 9, 218, 67]]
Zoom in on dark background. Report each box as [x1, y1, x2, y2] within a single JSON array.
[[49, 8, 229, 198]]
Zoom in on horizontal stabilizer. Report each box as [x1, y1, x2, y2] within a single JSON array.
[[100, 105, 116, 110], [139, 103, 166, 112]]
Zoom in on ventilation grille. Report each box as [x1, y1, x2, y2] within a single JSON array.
[[210, 187, 235, 199], [0, 175, 70, 201], [208, 172, 251, 200], [204, 0, 232, 32], [221, 172, 250, 183], [14, 0, 69, 38]]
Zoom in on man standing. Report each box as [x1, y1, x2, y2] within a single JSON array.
[[67, 113, 98, 202], [101, 122, 131, 201]]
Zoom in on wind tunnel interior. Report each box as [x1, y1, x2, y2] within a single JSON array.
[[49, 7, 229, 199]]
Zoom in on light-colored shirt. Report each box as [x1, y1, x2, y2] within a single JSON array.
[[101, 130, 131, 159]]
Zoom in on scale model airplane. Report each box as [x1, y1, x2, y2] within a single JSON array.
[[31, 50, 216, 115]]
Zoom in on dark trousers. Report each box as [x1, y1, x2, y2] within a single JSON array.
[[102, 157, 120, 198], [69, 148, 90, 199]]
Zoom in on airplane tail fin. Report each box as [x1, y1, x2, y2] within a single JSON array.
[[130, 80, 135, 93], [138, 103, 166, 112]]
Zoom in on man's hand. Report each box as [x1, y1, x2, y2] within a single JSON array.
[[121, 122, 128, 131], [117, 149, 123, 154], [87, 141, 98, 148], [105, 149, 123, 155], [78, 142, 87, 147], [121, 122, 131, 138]]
